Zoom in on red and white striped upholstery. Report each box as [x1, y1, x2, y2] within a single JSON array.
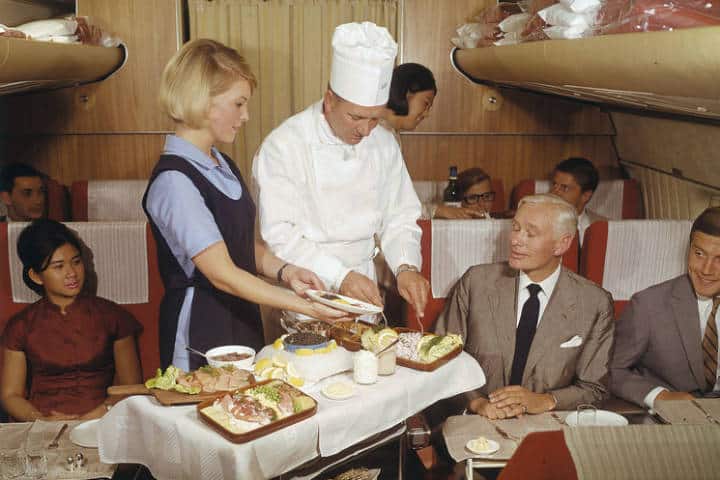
[[0, 222, 163, 380], [413, 179, 507, 214], [511, 179, 643, 219], [580, 220, 692, 316], [71, 180, 148, 221], [408, 219, 580, 331]]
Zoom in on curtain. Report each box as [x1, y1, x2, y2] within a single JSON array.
[[188, 0, 399, 177]]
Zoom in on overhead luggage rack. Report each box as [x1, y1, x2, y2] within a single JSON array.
[[451, 26, 720, 121], [0, 36, 126, 95]]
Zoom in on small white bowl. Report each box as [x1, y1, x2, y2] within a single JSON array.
[[205, 345, 255, 370]]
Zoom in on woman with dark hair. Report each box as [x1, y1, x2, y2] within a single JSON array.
[[433, 167, 497, 219], [383, 63, 437, 134], [1, 220, 142, 421]]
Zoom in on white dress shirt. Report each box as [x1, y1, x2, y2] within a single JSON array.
[[644, 296, 720, 408], [515, 264, 562, 327], [577, 210, 591, 247]]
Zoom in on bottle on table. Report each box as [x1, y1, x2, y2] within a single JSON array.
[[442, 166, 461, 208]]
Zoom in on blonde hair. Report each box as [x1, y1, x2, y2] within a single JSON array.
[[158, 39, 257, 129], [518, 193, 578, 237]]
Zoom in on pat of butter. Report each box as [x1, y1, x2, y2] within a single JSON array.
[[322, 382, 353, 398], [467, 436, 491, 452]]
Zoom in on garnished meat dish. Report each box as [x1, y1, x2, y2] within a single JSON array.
[[145, 365, 254, 394]]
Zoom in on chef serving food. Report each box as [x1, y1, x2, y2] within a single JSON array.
[[253, 22, 429, 319]]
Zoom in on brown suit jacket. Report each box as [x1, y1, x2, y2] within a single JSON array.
[[435, 263, 614, 410], [610, 274, 706, 406]]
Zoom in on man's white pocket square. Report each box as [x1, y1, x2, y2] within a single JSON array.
[[560, 335, 583, 348]]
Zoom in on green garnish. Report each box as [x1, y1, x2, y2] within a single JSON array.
[[247, 385, 281, 403]]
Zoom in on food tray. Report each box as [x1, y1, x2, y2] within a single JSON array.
[[325, 320, 379, 352], [197, 379, 318, 443], [394, 327, 463, 372]]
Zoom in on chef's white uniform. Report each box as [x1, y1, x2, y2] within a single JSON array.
[[252, 100, 422, 291]]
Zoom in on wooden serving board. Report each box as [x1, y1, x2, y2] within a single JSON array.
[[394, 327, 464, 372], [196, 379, 318, 443], [107, 383, 254, 406], [325, 320, 379, 352]]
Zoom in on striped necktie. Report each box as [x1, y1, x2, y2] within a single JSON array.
[[702, 296, 720, 390]]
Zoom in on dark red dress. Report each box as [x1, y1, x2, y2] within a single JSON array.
[[2, 295, 141, 416]]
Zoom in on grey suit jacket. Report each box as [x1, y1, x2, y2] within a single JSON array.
[[435, 263, 614, 410], [610, 274, 705, 406]]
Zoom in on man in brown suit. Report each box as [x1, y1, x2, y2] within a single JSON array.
[[610, 207, 720, 408], [436, 193, 614, 419]]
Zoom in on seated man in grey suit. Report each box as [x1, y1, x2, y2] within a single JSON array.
[[611, 207, 720, 408], [436, 193, 614, 419]]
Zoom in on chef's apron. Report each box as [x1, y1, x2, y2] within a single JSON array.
[[142, 154, 263, 370], [309, 143, 382, 281]]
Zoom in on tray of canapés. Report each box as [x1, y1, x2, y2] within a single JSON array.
[[293, 319, 464, 372], [197, 379, 317, 443]]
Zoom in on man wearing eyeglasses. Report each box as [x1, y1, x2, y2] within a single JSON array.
[[433, 168, 498, 220], [550, 157, 607, 246]]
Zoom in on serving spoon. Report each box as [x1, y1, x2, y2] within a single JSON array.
[[184, 345, 207, 359]]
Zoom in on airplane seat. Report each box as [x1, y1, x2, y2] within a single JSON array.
[[580, 220, 692, 316], [406, 219, 579, 331], [511, 179, 644, 219], [71, 180, 148, 221]]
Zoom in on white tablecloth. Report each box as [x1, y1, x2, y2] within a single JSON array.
[[98, 352, 486, 479]]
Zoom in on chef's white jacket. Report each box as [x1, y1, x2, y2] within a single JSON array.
[[252, 101, 422, 290]]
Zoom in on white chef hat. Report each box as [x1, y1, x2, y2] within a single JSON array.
[[330, 21, 398, 107]]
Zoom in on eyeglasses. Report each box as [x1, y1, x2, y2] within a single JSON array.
[[463, 192, 495, 204]]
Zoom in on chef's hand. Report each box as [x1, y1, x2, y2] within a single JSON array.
[[468, 397, 516, 420], [339, 271, 383, 307], [434, 205, 487, 219], [489, 386, 556, 415], [281, 264, 325, 295], [397, 271, 429, 318]]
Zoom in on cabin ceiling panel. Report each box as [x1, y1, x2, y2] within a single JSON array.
[[612, 111, 720, 190]]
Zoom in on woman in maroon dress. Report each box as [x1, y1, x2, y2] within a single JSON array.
[[1, 220, 142, 421]]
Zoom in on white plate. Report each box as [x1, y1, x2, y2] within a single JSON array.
[[69, 419, 100, 448], [306, 289, 383, 315], [564, 410, 628, 427], [321, 382, 355, 400], [466, 437, 500, 456]]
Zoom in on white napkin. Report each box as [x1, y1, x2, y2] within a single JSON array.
[[560, 335, 583, 348]]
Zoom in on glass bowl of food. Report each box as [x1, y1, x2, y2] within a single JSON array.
[[205, 345, 256, 370]]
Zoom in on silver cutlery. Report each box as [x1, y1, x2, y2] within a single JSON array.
[[493, 423, 521, 444], [48, 423, 68, 449], [184, 345, 207, 359], [691, 399, 720, 425]]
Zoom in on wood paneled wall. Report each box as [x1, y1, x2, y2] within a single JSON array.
[[0, 0, 619, 191], [400, 0, 619, 198], [0, 0, 181, 183]]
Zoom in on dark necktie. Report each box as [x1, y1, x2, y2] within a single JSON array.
[[702, 296, 720, 390], [510, 284, 542, 385]]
